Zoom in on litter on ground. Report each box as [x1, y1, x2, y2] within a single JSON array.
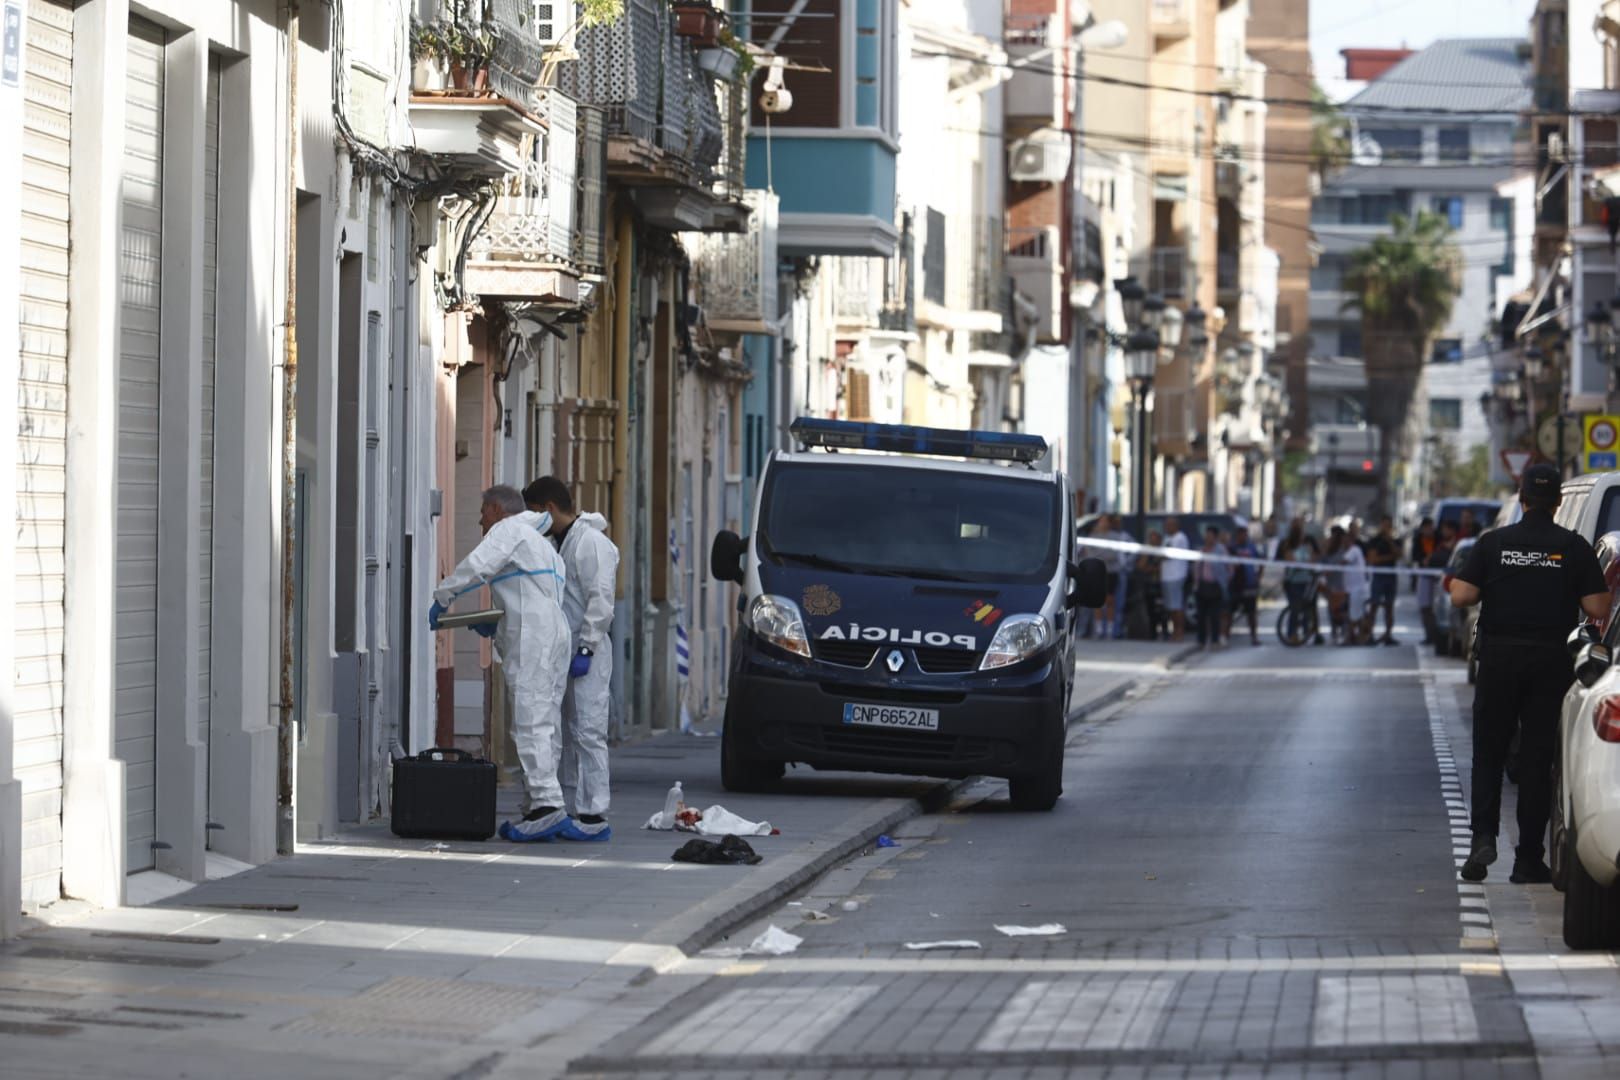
[[670, 835, 763, 865], [746, 925, 803, 956], [903, 940, 982, 951], [993, 923, 1066, 937]]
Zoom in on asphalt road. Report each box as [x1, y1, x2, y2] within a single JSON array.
[[575, 622, 1554, 1079]]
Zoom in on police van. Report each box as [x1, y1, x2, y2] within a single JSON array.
[[709, 419, 1108, 810]]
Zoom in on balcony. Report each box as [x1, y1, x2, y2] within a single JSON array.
[[833, 213, 915, 334], [1005, 14, 1063, 129], [1008, 225, 1063, 344], [558, 0, 746, 231], [743, 0, 899, 256], [1149, 247, 1186, 300], [1151, 0, 1190, 38], [684, 191, 780, 333], [464, 92, 597, 304], [408, 97, 544, 178]]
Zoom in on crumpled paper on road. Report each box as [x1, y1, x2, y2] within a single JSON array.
[[993, 923, 1067, 937]]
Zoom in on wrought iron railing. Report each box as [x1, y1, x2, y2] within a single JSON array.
[[486, 0, 548, 109], [1149, 246, 1185, 298], [469, 91, 579, 267]]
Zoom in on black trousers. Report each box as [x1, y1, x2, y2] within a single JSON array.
[[1470, 637, 1566, 859]]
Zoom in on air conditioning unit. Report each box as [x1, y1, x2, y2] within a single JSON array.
[[1009, 133, 1073, 183], [531, 0, 575, 46]]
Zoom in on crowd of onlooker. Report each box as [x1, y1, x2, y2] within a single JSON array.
[[1079, 509, 1490, 648]]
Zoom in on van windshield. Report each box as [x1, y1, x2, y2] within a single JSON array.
[[759, 462, 1061, 585]]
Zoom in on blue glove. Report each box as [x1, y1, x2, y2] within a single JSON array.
[[474, 621, 497, 639], [428, 601, 445, 630], [569, 650, 593, 679]]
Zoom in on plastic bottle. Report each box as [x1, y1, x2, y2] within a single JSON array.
[[664, 781, 683, 826]]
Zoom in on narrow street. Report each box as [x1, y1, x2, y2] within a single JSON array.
[[6, 603, 1619, 1078]]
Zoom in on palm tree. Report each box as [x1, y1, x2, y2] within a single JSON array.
[[1342, 210, 1460, 515]]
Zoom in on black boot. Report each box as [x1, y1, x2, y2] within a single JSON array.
[[1460, 835, 1497, 882]]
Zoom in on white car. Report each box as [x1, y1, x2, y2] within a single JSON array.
[[1553, 531, 1620, 948], [1554, 471, 1620, 542]]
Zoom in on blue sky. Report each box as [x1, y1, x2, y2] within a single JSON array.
[[1311, 0, 1537, 95]]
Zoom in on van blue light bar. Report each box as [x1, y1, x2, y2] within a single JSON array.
[[789, 418, 1048, 464]]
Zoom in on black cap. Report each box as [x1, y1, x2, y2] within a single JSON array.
[[1520, 462, 1561, 500]]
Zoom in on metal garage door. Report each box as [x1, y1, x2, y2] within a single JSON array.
[[15, 0, 73, 906], [201, 56, 220, 818], [117, 17, 166, 873]]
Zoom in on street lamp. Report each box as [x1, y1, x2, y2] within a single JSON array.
[[1125, 328, 1161, 542], [1117, 276, 1145, 326], [1185, 303, 1209, 350], [1160, 304, 1185, 349], [1142, 292, 1167, 334]]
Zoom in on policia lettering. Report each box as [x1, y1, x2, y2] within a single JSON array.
[[819, 624, 978, 650]]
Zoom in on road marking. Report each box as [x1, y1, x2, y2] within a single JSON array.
[[1422, 666, 1498, 947], [635, 985, 878, 1057], [977, 975, 1175, 1052], [1312, 974, 1480, 1046]]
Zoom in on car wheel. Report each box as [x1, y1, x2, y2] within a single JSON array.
[[1009, 721, 1064, 812], [1551, 754, 1569, 892], [1563, 822, 1620, 949], [720, 711, 785, 793]]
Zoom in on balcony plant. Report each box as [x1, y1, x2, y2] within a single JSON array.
[[410, 17, 494, 94], [672, 0, 725, 47], [697, 27, 753, 81]]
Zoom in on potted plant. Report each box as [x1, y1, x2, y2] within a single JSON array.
[[672, 0, 724, 47], [697, 26, 751, 80], [411, 20, 449, 91], [444, 21, 495, 93]]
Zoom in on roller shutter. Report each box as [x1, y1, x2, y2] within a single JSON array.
[[117, 17, 166, 873], [16, 0, 73, 906]]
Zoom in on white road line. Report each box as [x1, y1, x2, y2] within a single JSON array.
[[1312, 974, 1481, 1046], [1421, 666, 1497, 946], [977, 975, 1176, 1052]]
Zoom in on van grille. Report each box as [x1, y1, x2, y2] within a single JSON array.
[[913, 647, 980, 674], [790, 726, 1002, 765], [814, 641, 878, 669]]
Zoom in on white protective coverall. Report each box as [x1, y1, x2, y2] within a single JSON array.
[[556, 512, 620, 817], [435, 511, 570, 811]]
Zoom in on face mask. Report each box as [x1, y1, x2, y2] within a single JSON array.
[[533, 510, 553, 535]]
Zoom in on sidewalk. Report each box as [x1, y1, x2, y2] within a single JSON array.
[[0, 639, 1193, 1079]]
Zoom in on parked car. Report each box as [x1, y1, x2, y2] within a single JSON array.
[[1431, 537, 1476, 659], [1554, 472, 1620, 543], [1552, 531, 1620, 948]]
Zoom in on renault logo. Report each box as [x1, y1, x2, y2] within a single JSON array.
[[886, 649, 905, 673]]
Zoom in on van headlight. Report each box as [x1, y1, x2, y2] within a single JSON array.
[[980, 614, 1050, 670], [748, 594, 811, 658]]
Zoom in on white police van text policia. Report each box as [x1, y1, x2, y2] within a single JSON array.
[[709, 419, 1109, 811]]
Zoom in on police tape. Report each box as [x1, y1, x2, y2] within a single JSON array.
[[1074, 535, 1449, 578]]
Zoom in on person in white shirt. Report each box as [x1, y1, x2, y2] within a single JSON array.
[[1160, 515, 1191, 643], [1332, 523, 1372, 645]]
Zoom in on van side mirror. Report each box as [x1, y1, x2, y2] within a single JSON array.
[[1068, 557, 1109, 609], [710, 530, 747, 585], [1568, 623, 1601, 659], [1575, 642, 1612, 689]]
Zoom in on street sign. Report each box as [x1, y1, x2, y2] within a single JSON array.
[[1586, 415, 1620, 474], [1500, 449, 1533, 481]]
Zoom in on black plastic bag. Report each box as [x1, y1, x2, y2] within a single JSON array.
[[671, 834, 762, 865]]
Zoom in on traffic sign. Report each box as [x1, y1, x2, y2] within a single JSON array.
[[1585, 415, 1620, 474], [1500, 449, 1533, 481]]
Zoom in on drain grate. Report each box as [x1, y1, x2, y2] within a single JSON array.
[[18, 946, 214, 969], [279, 976, 545, 1041]]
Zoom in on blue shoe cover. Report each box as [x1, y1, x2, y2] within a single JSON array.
[[558, 819, 612, 842], [504, 809, 571, 842]]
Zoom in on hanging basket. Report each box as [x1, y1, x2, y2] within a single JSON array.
[[696, 46, 740, 81], [673, 4, 723, 47]]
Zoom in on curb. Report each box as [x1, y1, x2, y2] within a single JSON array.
[[641, 774, 972, 959], [643, 645, 1197, 960]]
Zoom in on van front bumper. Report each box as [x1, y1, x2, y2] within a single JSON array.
[[723, 642, 1066, 781]]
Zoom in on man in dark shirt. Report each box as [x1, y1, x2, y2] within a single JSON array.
[[1450, 464, 1609, 883], [1366, 517, 1400, 645]]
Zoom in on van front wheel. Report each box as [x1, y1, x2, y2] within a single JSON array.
[[721, 716, 785, 793], [1009, 723, 1064, 811]]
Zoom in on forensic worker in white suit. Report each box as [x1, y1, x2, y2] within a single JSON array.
[[430, 484, 573, 842], [525, 476, 621, 841]]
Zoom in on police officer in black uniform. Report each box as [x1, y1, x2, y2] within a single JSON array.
[[1450, 464, 1609, 883]]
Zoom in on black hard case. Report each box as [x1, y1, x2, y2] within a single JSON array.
[[390, 747, 497, 840]]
